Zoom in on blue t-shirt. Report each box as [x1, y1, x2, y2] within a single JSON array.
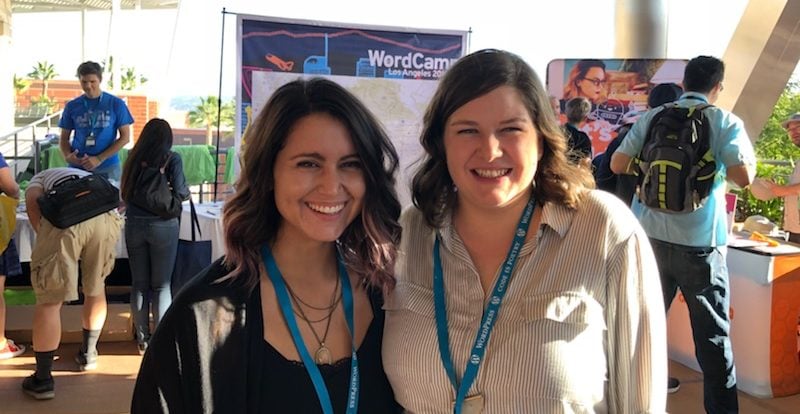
[[58, 91, 134, 170], [0, 152, 7, 169], [616, 93, 756, 247]]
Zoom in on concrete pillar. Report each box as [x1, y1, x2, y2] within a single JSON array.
[[0, 0, 13, 135], [720, 0, 800, 140], [613, 0, 668, 58], [108, 0, 121, 93]]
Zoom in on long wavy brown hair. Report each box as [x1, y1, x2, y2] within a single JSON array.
[[412, 49, 595, 228], [223, 78, 401, 291], [120, 118, 173, 202]]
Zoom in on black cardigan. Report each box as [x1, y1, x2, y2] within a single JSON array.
[[131, 258, 254, 413], [130, 258, 398, 414]]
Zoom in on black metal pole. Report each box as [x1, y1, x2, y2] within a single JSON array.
[[213, 7, 227, 202]]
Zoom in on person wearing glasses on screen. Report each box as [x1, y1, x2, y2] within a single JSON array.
[[563, 59, 608, 105]]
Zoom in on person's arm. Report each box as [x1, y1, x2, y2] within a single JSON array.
[[606, 228, 667, 412], [84, 124, 131, 170], [717, 115, 756, 190], [0, 166, 19, 199], [59, 129, 81, 166], [756, 178, 800, 197], [169, 154, 191, 201], [610, 151, 636, 175], [25, 186, 44, 233], [726, 163, 755, 189], [610, 119, 648, 175]]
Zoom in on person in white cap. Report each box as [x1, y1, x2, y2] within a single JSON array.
[[751, 112, 800, 242]]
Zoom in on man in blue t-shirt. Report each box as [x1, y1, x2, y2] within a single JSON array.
[[610, 56, 756, 413], [58, 61, 134, 182]]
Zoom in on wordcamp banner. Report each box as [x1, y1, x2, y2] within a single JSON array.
[[235, 14, 467, 205]]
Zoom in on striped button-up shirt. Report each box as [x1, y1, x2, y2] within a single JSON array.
[[383, 190, 666, 413]]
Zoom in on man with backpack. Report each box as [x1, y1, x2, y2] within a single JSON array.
[[20, 168, 123, 400], [610, 56, 756, 413], [593, 82, 684, 205]]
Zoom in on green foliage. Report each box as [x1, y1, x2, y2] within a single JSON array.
[[188, 96, 235, 145], [732, 163, 789, 225], [120, 67, 148, 91], [13, 74, 31, 94], [735, 81, 800, 227], [102, 56, 148, 91], [754, 80, 800, 160], [26, 60, 58, 99], [30, 95, 57, 114], [13, 74, 31, 106]]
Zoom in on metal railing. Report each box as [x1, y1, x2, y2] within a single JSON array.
[[0, 111, 63, 178]]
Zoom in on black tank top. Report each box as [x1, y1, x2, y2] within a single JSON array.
[[255, 287, 399, 413]]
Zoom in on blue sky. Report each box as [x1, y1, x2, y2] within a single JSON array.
[[9, 0, 754, 105]]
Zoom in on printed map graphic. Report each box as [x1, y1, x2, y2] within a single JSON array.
[[252, 71, 438, 207]]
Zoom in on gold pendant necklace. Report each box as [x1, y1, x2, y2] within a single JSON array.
[[286, 275, 341, 365], [314, 344, 332, 365]]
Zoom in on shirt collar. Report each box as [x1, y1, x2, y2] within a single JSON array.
[[679, 92, 709, 103], [437, 201, 574, 252]]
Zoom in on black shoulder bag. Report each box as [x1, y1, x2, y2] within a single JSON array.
[[129, 153, 183, 219]]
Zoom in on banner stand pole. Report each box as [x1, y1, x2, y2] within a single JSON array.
[[213, 7, 229, 202]]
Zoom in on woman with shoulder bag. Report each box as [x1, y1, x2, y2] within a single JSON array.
[[120, 118, 190, 354]]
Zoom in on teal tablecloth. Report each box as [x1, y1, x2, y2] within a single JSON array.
[[41, 145, 216, 186]]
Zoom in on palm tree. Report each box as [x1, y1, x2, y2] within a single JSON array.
[[13, 74, 31, 106], [120, 67, 148, 91], [102, 56, 114, 89], [103, 56, 148, 91], [27, 61, 58, 100], [188, 96, 235, 145]]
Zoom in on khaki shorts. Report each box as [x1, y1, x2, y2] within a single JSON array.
[[30, 211, 123, 304]]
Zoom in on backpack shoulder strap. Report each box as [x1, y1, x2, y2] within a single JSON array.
[[160, 152, 173, 173]]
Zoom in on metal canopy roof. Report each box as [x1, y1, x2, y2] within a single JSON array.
[[11, 0, 179, 13]]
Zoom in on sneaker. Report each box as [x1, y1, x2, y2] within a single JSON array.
[[22, 374, 55, 400], [668, 377, 681, 394], [74, 351, 98, 371], [0, 339, 26, 360], [137, 342, 148, 356]]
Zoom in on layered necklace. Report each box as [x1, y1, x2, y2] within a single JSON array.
[[284, 272, 342, 364], [262, 245, 359, 414]]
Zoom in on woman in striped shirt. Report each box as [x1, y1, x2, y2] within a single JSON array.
[[383, 49, 667, 413]]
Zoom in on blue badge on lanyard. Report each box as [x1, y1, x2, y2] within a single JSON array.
[[434, 197, 535, 414], [262, 245, 360, 414]]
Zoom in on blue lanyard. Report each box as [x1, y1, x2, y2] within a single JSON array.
[[262, 245, 359, 414], [82, 93, 103, 135], [433, 198, 535, 414]]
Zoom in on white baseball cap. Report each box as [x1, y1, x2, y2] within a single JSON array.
[[781, 112, 800, 129]]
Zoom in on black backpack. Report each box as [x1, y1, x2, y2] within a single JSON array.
[[128, 153, 183, 219], [37, 174, 120, 229], [636, 103, 716, 213]]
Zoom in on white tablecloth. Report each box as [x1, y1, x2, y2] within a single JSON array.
[[13, 201, 226, 263]]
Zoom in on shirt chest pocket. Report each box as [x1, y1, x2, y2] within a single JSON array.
[[521, 292, 607, 332]]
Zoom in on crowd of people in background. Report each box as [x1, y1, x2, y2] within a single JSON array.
[[0, 51, 777, 414]]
